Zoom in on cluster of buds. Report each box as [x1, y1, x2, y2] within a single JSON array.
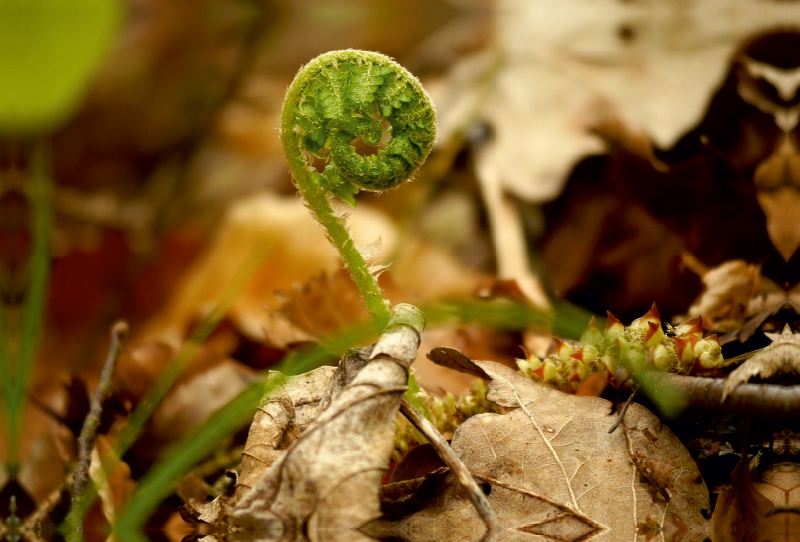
[[517, 304, 724, 393]]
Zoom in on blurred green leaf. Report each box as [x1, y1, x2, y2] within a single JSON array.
[[634, 371, 688, 420], [0, 0, 122, 134]]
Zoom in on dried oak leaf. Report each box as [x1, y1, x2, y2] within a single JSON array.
[[678, 259, 773, 332], [235, 365, 338, 502], [375, 355, 710, 541], [230, 307, 424, 541], [712, 456, 800, 540], [722, 325, 800, 400]]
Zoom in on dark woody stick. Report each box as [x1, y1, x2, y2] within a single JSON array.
[[400, 397, 501, 542]]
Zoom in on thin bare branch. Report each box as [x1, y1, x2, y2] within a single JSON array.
[[635, 371, 800, 420], [71, 321, 128, 508], [400, 397, 501, 542], [608, 384, 640, 434]]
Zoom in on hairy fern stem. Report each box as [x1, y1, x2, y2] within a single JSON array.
[[281, 50, 436, 331]]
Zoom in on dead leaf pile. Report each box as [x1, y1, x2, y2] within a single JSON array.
[[229, 305, 425, 541], [366, 355, 711, 541], [722, 324, 800, 400], [714, 456, 800, 541]]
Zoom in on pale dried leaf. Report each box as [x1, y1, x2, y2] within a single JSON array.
[[230, 313, 422, 541], [461, 0, 800, 202], [235, 366, 337, 502], [181, 496, 228, 525], [681, 260, 763, 322], [474, 140, 550, 309], [358, 237, 383, 261], [90, 435, 136, 526], [374, 358, 710, 541], [722, 325, 800, 400], [757, 188, 800, 262], [712, 456, 800, 540]]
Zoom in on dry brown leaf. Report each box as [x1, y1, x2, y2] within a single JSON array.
[[463, 0, 800, 203], [90, 435, 136, 527], [374, 356, 710, 541], [754, 463, 800, 512], [181, 495, 230, 525], [235, 365, 337, 502], [722, 325, 800, 400], [678, 258, 785, 335], [757, 188, 800, 262], [276, 270, 372, 342], [139, 193, 396, 347], [712, 457, 800, 540], [230, 306, 424, 541]]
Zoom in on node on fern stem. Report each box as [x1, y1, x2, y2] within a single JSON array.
[[282, 49, 437, 207]]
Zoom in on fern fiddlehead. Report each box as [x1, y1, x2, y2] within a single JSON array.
[[282, 50, 436, 331]]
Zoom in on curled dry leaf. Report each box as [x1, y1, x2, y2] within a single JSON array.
[[376, 354, 711, 541], [713, 455, 800, 541], [235, 365, 337, 502], [229, 305, 425, 541], [722, 325, 800, 401], [678, 259, 772, 332]]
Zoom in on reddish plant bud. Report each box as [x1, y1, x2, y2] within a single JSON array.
[[674, 335, 699, 363], [631, 303, 661, 336], [675, 317, 703, 338], [605, 311, 624, 337], [645, 321, 665, 348], [532, 359, 558, 381], [581, 317, 604, 346], [554, 337, 574, 360]]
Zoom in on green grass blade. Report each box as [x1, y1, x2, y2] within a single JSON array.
[[2, 141, 52, 469]]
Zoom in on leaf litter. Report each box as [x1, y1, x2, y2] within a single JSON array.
[[367, 351, 712, 541]]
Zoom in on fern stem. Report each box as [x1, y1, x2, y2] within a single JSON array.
[[281, 50, 436, 332]]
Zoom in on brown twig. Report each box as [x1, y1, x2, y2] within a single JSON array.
[[400, 398, 501, 542], [608, 384, 639, 434], [20, 477, 71, 542], [635, 372, 800, 420], [71, 321, 128, 509]]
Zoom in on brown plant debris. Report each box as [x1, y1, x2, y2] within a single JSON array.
[[229, 304, 425, 541], [713, 455, 800, 540], [235, 365, 338, 503], [372, 355, 711, 541], [723, 324, 800, 400], [398, 398, 500, 542]]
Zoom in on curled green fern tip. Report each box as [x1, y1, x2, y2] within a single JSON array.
[[282, 50, 436, 203], [281, 50, 436, 332]]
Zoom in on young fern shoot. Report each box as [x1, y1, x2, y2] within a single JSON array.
[[281, 50, 436, 331]]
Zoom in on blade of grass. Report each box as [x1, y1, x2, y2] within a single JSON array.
[[1, 141, 52, 471], [420, 298, 594, 340]]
